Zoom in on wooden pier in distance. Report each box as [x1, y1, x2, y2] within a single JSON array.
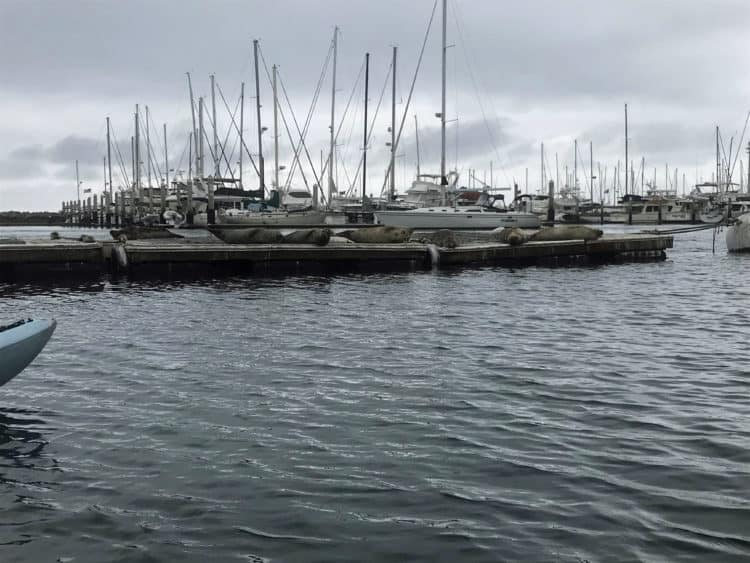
[[0, 231, 673, 281]]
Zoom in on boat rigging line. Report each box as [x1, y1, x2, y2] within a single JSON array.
[[378, 0, 438, 197]]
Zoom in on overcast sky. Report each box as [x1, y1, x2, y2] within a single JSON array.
[[1, 0, 749, 211]]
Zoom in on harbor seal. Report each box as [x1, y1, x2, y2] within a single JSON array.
[[282, 228, 332, 246], [110, 226, 179, 241], [489, 227, 531, 246], [531, 226, 603, 242], [215, 228, 285, 244], [338, 225, 412, 244], [411, 229, 457, 249], [327, 236, 355, 245]]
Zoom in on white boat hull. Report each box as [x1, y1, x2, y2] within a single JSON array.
[[375, 209, 541, 230], [0, 319, 56, 386], [195, 210, 328, 226], [726, 213, 750, 252]]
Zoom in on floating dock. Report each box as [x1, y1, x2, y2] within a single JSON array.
[[0, 233, 673, 280]]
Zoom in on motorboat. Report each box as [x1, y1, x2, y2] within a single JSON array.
[[375, 205, 540, 230], [0, 319, 56, 386], [726, 212, 750, 252]]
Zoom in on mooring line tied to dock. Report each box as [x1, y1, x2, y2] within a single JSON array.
[[640, 223, 726, 236]]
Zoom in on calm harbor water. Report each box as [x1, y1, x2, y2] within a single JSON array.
[[0, 225, 748, 562]]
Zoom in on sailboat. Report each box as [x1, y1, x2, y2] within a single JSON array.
[[374, 0, 539, 231]]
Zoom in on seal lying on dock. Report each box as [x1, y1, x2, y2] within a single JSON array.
[[338, 225, 413, 244], [282, 228, 331, 246], [410, 229, 458, 249], [531, 226, 603, 242], [215, 228, 285, 244], [110, 226, 180, 241], [489, 227, 531, 246]]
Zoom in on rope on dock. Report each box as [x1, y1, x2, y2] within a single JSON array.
[[640, 223, 726, 235]]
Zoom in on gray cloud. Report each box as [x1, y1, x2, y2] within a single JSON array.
[[1, 0, 749, 209]]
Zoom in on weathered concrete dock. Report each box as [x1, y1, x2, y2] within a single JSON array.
[[0, 232, 673, 280]]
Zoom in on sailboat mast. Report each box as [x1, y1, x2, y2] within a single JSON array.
[[590, 141, 594, 203], [573, 139, 577, 193], [239, 81, 245, 188], [540, 143, 544, 192], [135, 104, 141, 206], [163, 123, 169, 211], [273, 65, 279, 192], [211, 74, 219, 178], [414, 114, 421, 177], [146, 106, 152, 189], [624, 103, 628, 194], [363, 52, 370, 204], [75, 159, 80, 209], [390, 46, 397, 201], [187, 73, 199, 172], [440, 0, 448, 203], [254, 39, 265, 200], [106, 117, 113, 210], [716, 125, 721, 192], [329, 26, 338, 208]]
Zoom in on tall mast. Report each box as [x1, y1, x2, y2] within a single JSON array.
[[146, 105, 152, 189], [440, 0, 448, 201], [624, 103, 629, 194], [239, 81, 245, 188], [746, 141, 750, 194], [590, 141, 594, 203], [363, 52, 370, 204], [198, 98, 205, 180], [211, 74, 219, 178], [390, 45, 397, 201], [75, 159, 80, 209], [414, 114, 421, 177], [106, 116, 113, 208], [716, 125, 721, 192], [135, 104, 141, 205], [163, 123, 169, 209], [186, 73, 199, 176], [254, 39, 265, 200], [540, 142, 544, 192], [328, 26, 338, 208], [573, 139, 577, 194], [273, 65, 279, 192]]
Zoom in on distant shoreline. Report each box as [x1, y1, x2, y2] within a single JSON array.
[[0, 212, 66, 227]]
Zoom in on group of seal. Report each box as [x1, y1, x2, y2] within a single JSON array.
[[409, 229, 458, 249], [336, 225, 413, 244], [215, 225, 413, 246], [215, 228, 332, 246], [491, 225, 604, 246]]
